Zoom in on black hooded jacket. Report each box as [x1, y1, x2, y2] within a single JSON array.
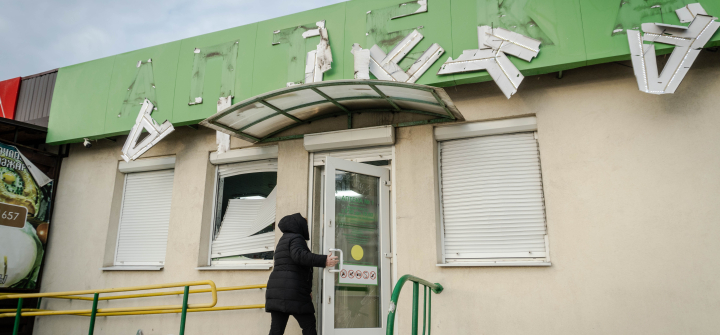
[[265, 213, 327, 314]]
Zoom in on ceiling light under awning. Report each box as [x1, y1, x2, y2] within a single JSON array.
[[199, 80, 464, 143]]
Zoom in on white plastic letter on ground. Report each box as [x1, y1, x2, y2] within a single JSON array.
[[121, 99, 175, 162], [627, 3, 719, 95], [437, 26, 541, 99]]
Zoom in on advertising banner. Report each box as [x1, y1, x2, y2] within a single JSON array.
[[0, 143, 53, 289]]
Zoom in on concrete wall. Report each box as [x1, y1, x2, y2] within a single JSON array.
[[34, 50, 720, 334]]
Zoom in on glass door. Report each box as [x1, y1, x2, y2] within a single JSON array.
[[322, 156, 391, 335]]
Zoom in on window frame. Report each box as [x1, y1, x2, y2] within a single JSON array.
[[207, 159, 278, 267], [435, 117, 551, 267]]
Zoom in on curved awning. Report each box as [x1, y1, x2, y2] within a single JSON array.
[[199, 80, 464, 143]]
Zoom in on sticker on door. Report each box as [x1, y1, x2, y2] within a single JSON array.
[[338, 264, 377, 286]]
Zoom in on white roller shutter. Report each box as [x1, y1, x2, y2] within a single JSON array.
[[115, 169, 175, 265], [439, 132, 548, 261], [313, 146, 392, 166]]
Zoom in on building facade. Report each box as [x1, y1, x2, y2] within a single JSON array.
[[16, 0, 720, 334]]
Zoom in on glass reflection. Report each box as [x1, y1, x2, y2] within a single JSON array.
[[334, 170, 381, 328]]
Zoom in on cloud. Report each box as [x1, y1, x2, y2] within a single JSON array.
[[0, 0, 347, 79]]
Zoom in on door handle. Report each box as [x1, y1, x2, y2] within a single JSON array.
[[328, 248, 343, 273]]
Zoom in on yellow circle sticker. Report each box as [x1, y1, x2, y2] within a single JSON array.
[[351, 245, 364, 261]]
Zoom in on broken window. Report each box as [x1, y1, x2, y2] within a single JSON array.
[[211, 160, 278, 264]]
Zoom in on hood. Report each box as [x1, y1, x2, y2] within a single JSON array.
[[278, 213, 310, 240]]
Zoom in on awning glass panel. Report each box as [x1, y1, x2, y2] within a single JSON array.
[[377, 85, 438, 104], [394, 100, 448, 115], [288, 101, 338, 120], [340, 99, 393, 111], [244, 114, 296, 138], [216, 102, 275, 129], [200, 80, 464, 143], [266, 90, 326, 110], [317, 85, 380, 99]]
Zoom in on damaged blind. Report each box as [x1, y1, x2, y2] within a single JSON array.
[[212, 188, 277, 258], [212, 160, 278, 260], [439, 133, 548, 261], [115, 169, 175, 265]]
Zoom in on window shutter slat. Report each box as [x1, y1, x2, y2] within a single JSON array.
[[440, 133, 548, 261], [115, 169, 175, 265]]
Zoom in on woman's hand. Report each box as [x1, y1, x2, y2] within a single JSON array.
[[326, 253, 339, 268]]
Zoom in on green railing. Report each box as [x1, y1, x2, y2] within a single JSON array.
[[1, 281, 266, 335], [386, 275, 443, 335]]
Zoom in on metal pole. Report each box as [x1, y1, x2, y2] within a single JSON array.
[[88, 293, 99, 335], [422, 286, 427, 335], [13, 298, 24, 335], [412, 282, 419, 335], [428, 290, 432, 335], [179, 285, 189, 335]]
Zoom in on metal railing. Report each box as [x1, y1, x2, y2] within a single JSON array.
[[386, 275, 443, 335], [0, 280, 266, 335]]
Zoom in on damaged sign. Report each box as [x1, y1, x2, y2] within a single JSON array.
[[121, 99, 175, 162], [627, 3, 719, 95], [188, 41, 239, 106], [272, 20, 333, 87], [357, 0, 444, 83], [437, 26, 541, 99]]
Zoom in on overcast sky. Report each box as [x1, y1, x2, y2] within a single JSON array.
[[0, 0, 348, 80]]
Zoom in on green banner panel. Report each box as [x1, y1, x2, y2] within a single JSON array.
[[580, 0, 720, 65], [47, 56, 116, 143], [173, 24, 258, 126], [104, 41, 181, 136], [252, 2, 347, 96], [343, 0, 455, 87], [450, 0, 587, 86], [45, 0, 720, 144]]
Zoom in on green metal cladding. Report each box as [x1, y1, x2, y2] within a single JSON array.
[[46, 0, 720, 144]]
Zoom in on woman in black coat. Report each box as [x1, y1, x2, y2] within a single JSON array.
[[266, 213, 338, 335]]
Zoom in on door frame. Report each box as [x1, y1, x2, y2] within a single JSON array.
[[307, 148, 398, 290], [322, 156, 391, 335]]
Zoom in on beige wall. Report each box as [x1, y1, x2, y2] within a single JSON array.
[[33, 128, 298, 335], [35, 50, 720, 334], [392, 51, 720, 335]]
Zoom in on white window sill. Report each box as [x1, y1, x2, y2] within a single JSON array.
[[197, 264, 273, 271], [102, 266, 164, 271], [437, 262, 551, 267]]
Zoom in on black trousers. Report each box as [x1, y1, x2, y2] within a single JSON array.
[[269, 311, 317, 335]]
